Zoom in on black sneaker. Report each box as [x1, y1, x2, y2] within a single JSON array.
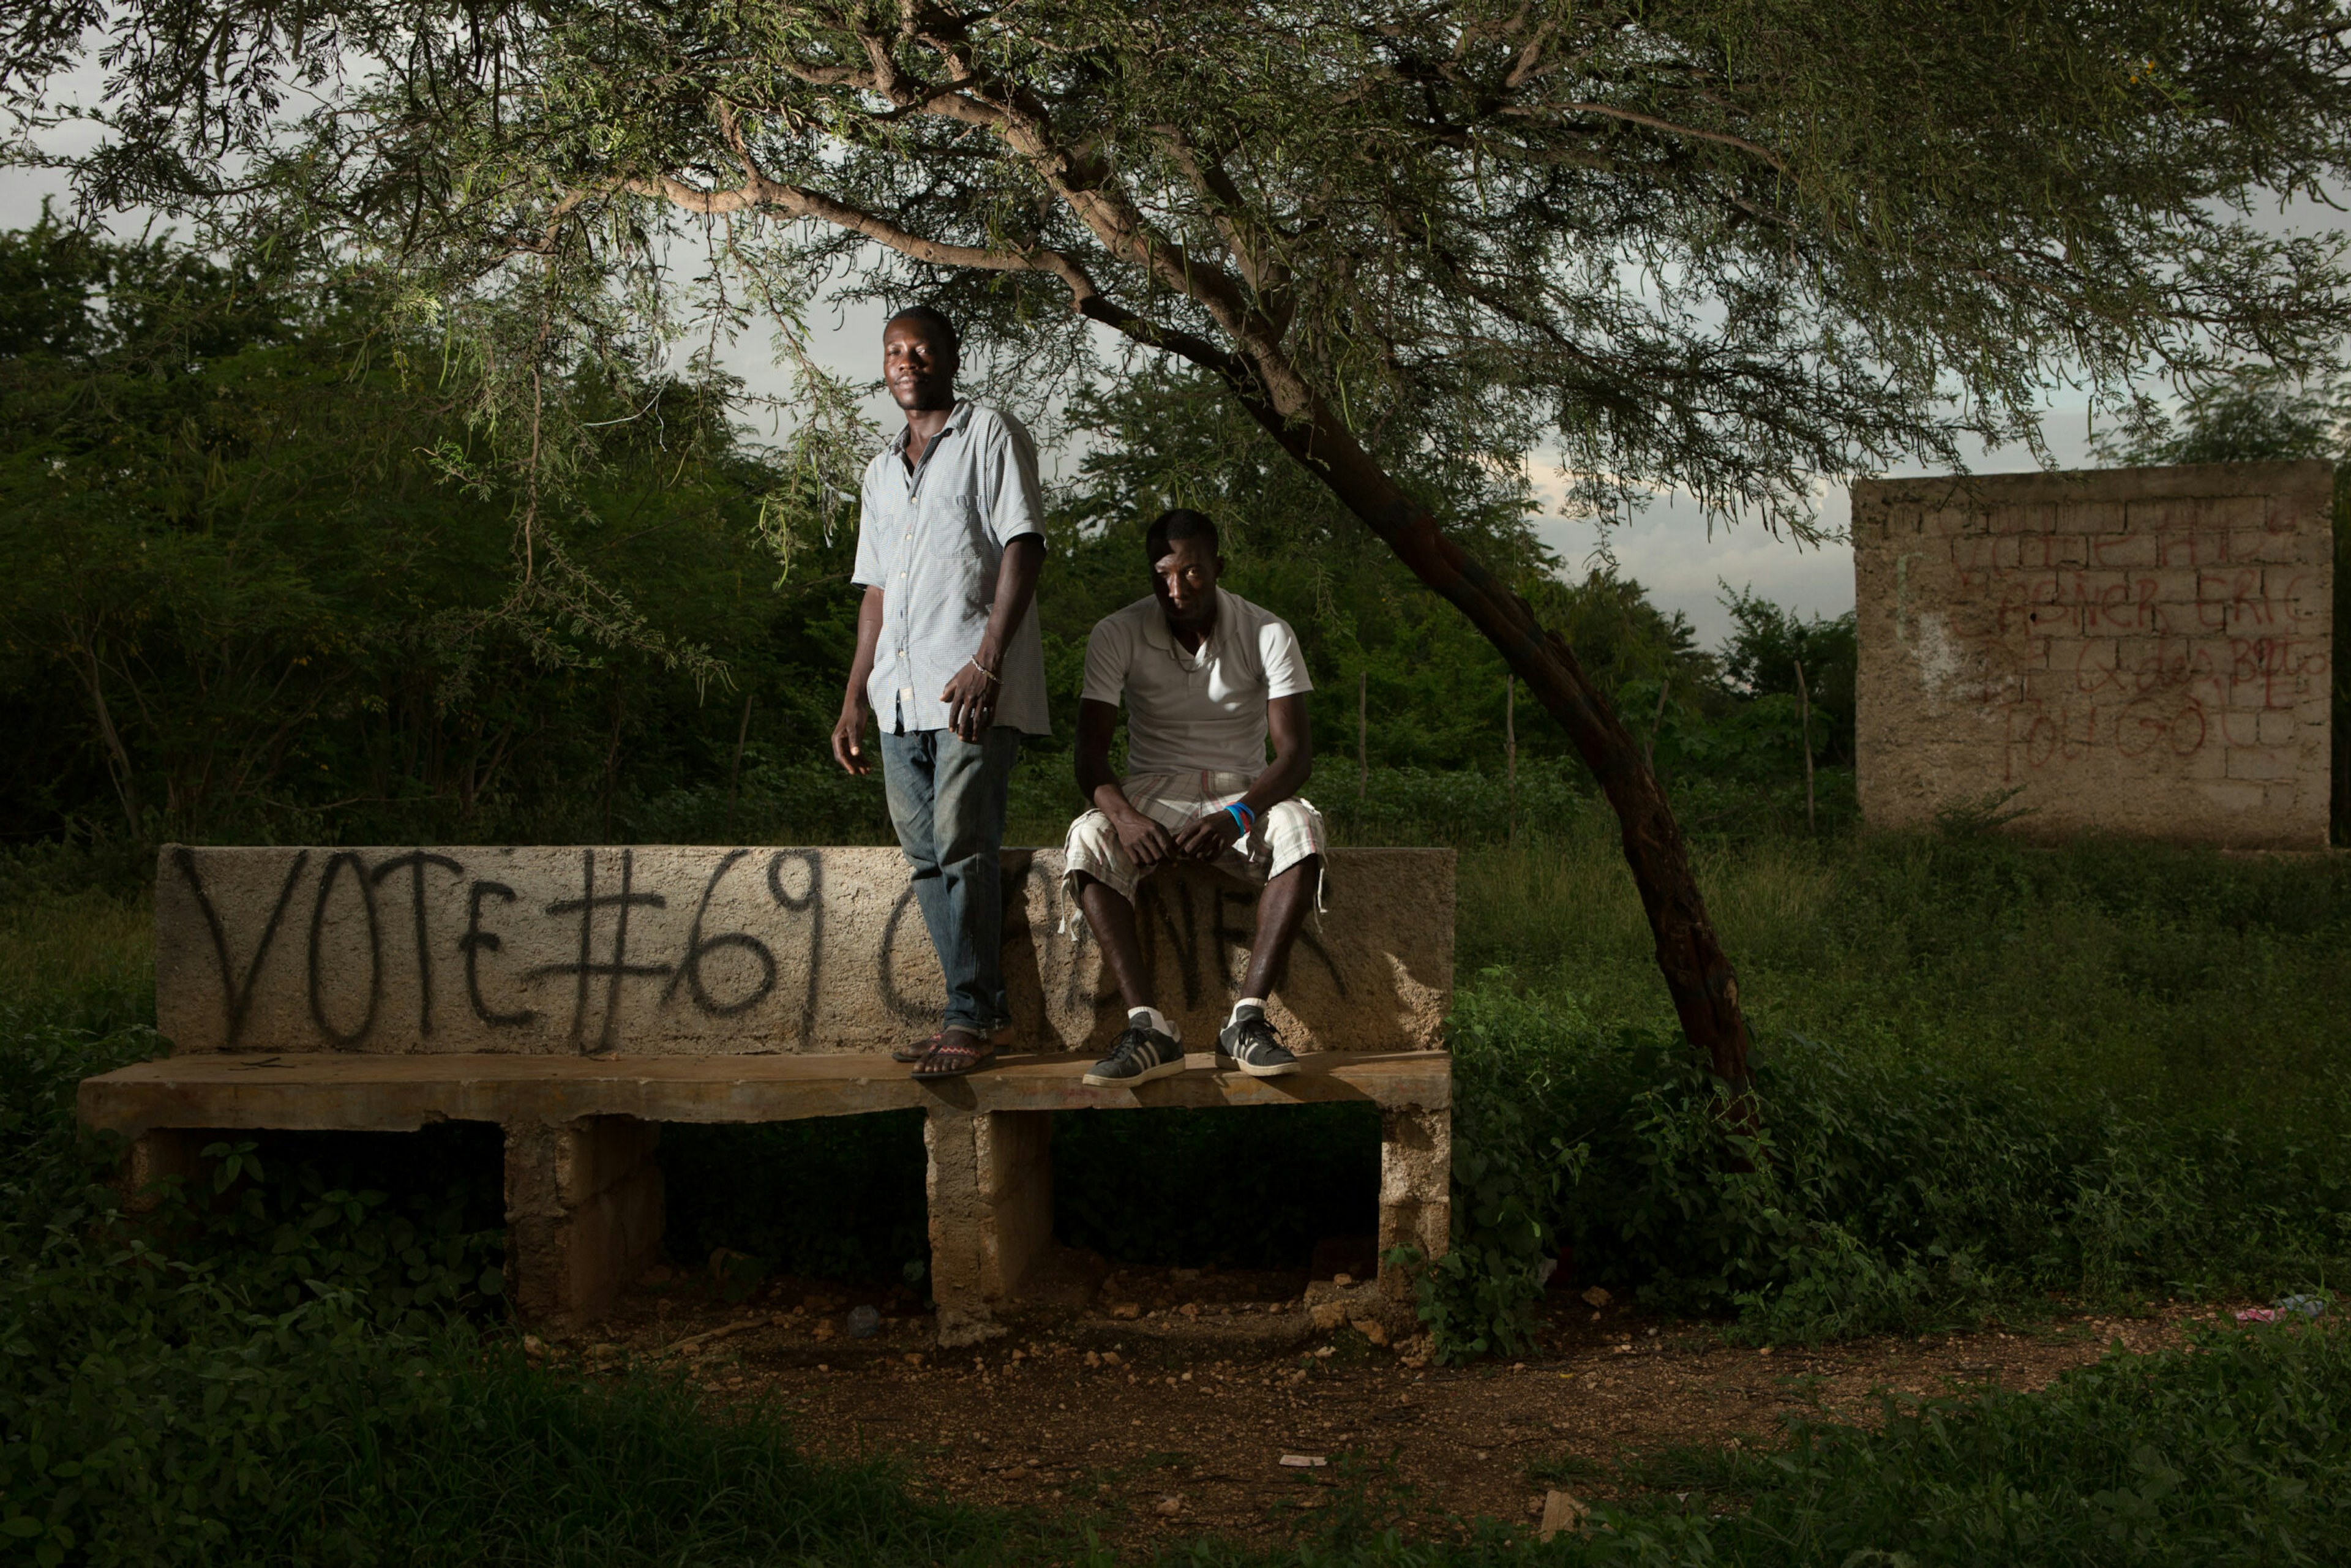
[[1082, 1019, 1186, 1087], [1217, 1014, 1300, 1077]]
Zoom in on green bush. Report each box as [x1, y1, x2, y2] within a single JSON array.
[[1415, 978, 2351, 1357]]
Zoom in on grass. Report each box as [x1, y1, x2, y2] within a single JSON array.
[[1460, 809, 2351, 1132], [3, 801, 2349, 1562], [0, 883, 152, 1033]]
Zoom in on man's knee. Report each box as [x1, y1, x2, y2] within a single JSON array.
[[1264, 799, 1316, 839], [1262, 800, 1325, 871], [1067, 809, 1122, 869]]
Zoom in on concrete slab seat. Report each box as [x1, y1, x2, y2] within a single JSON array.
[[81, 846, 1455, 1344]]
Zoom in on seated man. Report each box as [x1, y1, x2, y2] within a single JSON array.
[[1064, 508, 1325, 1085]]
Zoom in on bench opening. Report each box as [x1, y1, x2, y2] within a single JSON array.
[[1051, 1101, 1380, 1272], [660, 1111, 931, 1294]]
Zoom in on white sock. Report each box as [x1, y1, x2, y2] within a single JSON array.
[[1129, 1005, 1177, 1042], [1228, 997, 1267, 1026]]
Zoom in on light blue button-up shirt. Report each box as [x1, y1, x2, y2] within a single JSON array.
[[851, 400, 1051, 736]]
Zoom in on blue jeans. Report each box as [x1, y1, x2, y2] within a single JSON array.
[[879, 727, 1021, 1034]]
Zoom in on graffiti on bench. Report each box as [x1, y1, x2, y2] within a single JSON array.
[[157, 846, 1452, 1059]]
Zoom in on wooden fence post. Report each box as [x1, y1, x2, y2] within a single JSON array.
[[1794, 658, 1815, 836]]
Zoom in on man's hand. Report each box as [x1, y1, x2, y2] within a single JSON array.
[[940, 657, 999, 742], [1109, 806, 1179, 869], [1174, 809, 1245, 862], [831, 694, 874, 776]]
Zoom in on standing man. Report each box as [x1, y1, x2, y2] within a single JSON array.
[[831, 306, 1048, 1079], [1062, 509, 1325, 1084]]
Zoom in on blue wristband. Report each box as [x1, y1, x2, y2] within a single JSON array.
[[1224, 802, 1255, 836]]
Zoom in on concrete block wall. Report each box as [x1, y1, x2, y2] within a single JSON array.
[[152, 846, 1453, 1059], [1853, 462, 2334, 846]]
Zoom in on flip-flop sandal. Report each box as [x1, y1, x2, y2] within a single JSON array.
[[891, 1023, 1016, 1064], [910, 1033, 997, 1080], [891, 1031, 945, 1065]]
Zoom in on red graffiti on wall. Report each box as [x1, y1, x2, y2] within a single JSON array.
[[1928, 525, 2326, 783]]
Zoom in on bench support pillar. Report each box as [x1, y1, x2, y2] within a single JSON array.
[[924, 1108, 1053, 1347], [120, 1127, 207, 1212], [505, 1117, 664, 1326], [1378, 1104, 1452, 1302]]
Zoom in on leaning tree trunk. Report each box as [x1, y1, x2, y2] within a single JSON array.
[[1241, 391, 1754, 1092]]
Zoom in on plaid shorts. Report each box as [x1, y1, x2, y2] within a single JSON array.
[[1060, 770, 1328, 934]]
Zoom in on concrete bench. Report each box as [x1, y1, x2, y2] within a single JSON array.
[[80, 845, 1455, 1344]]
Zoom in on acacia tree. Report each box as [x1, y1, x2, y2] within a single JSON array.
[[11, 1, 2351, 1086]]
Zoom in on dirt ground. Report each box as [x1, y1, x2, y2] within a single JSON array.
[[531, 1260, 2227, 1547]]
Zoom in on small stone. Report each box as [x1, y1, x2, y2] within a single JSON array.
[[812, 1320, 836, 1341], [1180, 1303, 1201, 1318], [1539, 1490, 1590, 1542], [1350, 1316, 1390, 1346], [1153, 1496, 1184, 1517], [1278, 1454, 1327, 1469], [1332, 1273, 1353, 1287], [1083, 1351, 1102, 1368], [1310, 1302, 1346, 1330], [1109, 1301, 1142, 1319], [904, 1353, 924, 1367], [520, 1334, 546, 1357], [847, 1305, 882, 1339], [1101, 1350, 1122, 1367], [1580, 1286, 1611, 1308]]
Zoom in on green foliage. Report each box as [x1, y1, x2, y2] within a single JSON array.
[[0, 216, 869, 849], [0, 1010, 496, 1563], [1715, 586, 1858, 767], [1399, 988, 1590, 1363], [1534, 1323, 2351, 1567], [0, 222, 1874, 853], [1412, 825, 2351, 1357], [4, 811, 2351, 1558], [20, 0, 2351, 548]]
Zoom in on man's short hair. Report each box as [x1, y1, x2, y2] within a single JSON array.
[[1146, 508, 1220, 561], [885, 304, 959, 357]]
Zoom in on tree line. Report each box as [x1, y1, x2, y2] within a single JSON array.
[[0, 219, 1855, 852]]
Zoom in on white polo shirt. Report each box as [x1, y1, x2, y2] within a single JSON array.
[[1080, 588, 1312, 776]]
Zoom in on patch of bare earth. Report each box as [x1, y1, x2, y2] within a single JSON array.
[[529, 1264, 2226, 1547]]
